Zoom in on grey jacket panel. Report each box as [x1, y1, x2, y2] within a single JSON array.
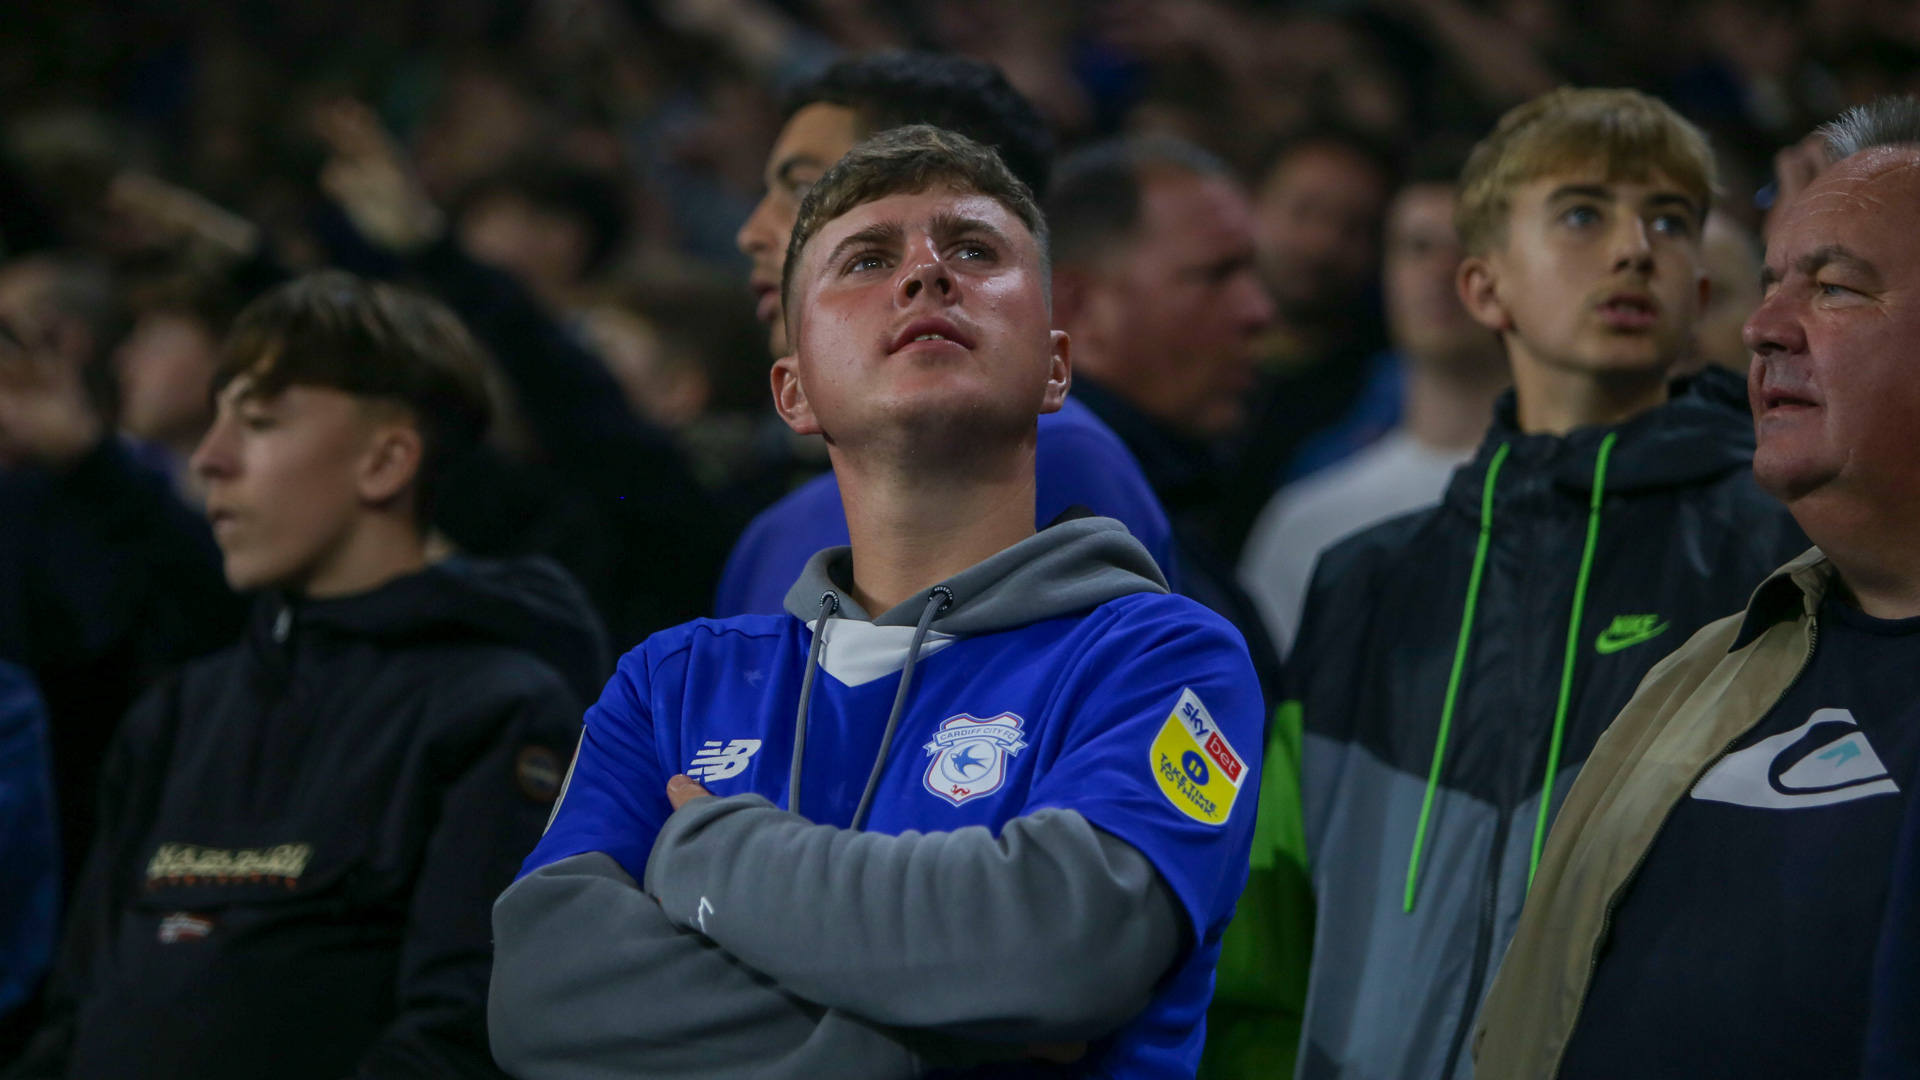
[[782, 516, 1168, 635], [643, 795, 1184, 1043], [489, 853, 925, 1080]]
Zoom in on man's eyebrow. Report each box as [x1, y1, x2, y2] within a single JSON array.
[[928, 211, 1014, 248], [821, 220, 904, 271], [1545, 183, 1612, 203], [774, 155, 826, 186], [1795, 243, 1878, 283], [1645, 192, 1700, 214]]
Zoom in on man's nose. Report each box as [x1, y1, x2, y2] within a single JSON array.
[[899, 253, 954, 304], [736, 194, 778, 259], [189, 415, 237, 482], [1610, 216, 1655, 274], [1743, 284, 1807, 359]]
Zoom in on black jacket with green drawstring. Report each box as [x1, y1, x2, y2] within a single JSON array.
[[1266, 367, 1805, 1080]]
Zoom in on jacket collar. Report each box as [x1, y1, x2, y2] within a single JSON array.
[[1731, 546, 1832, 650]]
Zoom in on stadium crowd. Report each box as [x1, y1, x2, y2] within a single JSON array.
[[2, 0, 1919, 1077]]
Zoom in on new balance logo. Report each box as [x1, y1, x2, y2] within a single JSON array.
[[1596, 614, 1669, 655], [687, 739, 762, 782], [1693, 707, 1900, 809]]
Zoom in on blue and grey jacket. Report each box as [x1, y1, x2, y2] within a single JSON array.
[[1288, 368, 1806, 1080], [493, 515, 1265, 1078]]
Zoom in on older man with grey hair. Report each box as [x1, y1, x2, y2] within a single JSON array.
[[1472, 94, 1920, 1080]]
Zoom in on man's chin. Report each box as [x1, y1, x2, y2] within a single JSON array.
[[1752, 441, 1839, 506]]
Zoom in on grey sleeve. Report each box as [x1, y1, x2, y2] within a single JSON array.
[[641, 797, 1185, 1044], [489, 852, 930, 1080]]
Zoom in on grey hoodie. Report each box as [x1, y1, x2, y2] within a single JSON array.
[[490, 517, 1190, 1078]]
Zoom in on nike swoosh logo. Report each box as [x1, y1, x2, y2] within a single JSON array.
[[1595, 618, 1670, 654], [1693, 707, 1900, 809]]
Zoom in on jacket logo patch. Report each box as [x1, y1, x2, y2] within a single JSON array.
[[157, 912, 214, 943], [687, 739, 762, 783], [923, 713, 1027, 806], [1693, 707, 1901, 809], [146, 843, 313, 890], [1595, 614, 1670, 655], [1150, 688, 1244, 826]]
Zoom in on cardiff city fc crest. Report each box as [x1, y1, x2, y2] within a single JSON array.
[[923, 712, 1027, 807]]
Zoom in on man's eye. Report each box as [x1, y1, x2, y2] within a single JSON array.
[[1561, 205, 1601, 227], [240, 414, 276, 432], [1819, 282, 1855, 298], [844, 253, 885, 273], [952, 242, 993, 261], [1651, 213, 1693, 237]]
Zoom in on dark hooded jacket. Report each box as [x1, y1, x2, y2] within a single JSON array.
[[7, 556, 605, 1080], [1287, 367, 1806, 1080]]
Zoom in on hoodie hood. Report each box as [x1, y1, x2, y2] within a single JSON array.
[[252, 555, 610, 704], [779, 515, 1167, 831], [782, 514, 1169, 635], [1451, 365, 1756, 510]]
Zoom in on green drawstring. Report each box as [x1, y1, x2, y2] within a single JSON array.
[[1405, 442, 1509, 913], [1527, 432, 1615, 889]]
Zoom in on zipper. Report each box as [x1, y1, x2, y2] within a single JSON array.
[[1554, 614, 1820, 1073]]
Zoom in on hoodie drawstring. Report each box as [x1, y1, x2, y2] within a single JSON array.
[[1528, 432, 1615, 889], [1402, 433, 1618, 913], [1405, 443, 1509, 913], [789, 591, 840, 814], [850, 586, 953, 831]]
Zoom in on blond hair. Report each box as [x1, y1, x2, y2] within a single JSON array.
[[1455, 88, 1716, 255]]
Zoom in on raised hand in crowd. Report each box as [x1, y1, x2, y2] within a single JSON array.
[[313, 100, 448, 256], [104, 172, 260, 262]]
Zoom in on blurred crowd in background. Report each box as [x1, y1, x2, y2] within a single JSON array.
[[2, 0, 1919, 1069]]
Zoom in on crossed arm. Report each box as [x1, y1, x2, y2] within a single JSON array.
[[488, 775, 1185, 1079]]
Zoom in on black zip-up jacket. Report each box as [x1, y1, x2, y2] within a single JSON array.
[[1290, 368, 1807, 1080], [7, 557, 605, 1080]]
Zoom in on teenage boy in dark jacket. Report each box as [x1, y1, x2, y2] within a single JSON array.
[[7, 273, 601, 1080], [1255, 88, 1806, 1080]]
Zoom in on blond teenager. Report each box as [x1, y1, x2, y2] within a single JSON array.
[[1254, 88, 1804, 1080]]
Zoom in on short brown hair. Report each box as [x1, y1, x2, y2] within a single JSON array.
[[781, 124, 1048, 327], [1455, 88, 1717, 256], [216, 271, 492, 523]]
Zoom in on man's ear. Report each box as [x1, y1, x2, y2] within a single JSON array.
[[770, 353, 822, 436], [1040, 330, 1071, 414], [1458, 254, 1512, 333], [358, 419, 424, 508]]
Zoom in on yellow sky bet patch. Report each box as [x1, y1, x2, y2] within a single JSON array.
[[1151, 688, 1246, 826]]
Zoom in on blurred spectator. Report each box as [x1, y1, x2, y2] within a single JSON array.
[[0, 253, 244, 906], [1240, 156, 1508, 657], [454, 157, 628, 318], [0, 662, 57, 1056], [578, 272, 806, 514], [314, 99, 728, 649], [7, 273, 599, 1080], [1046, 134, 1283, 702], [1221, 131, 1396, 555], [112, 263, 246, 505], [715, 52, 1181, 618], [1688, 210, 1764, 372]]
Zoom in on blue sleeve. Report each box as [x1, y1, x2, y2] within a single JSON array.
[[518, 646, 675, 882], [1024, 598, 1264, 944], [0, 661, 58, 1018], [1035, 404, 1179, 588]]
